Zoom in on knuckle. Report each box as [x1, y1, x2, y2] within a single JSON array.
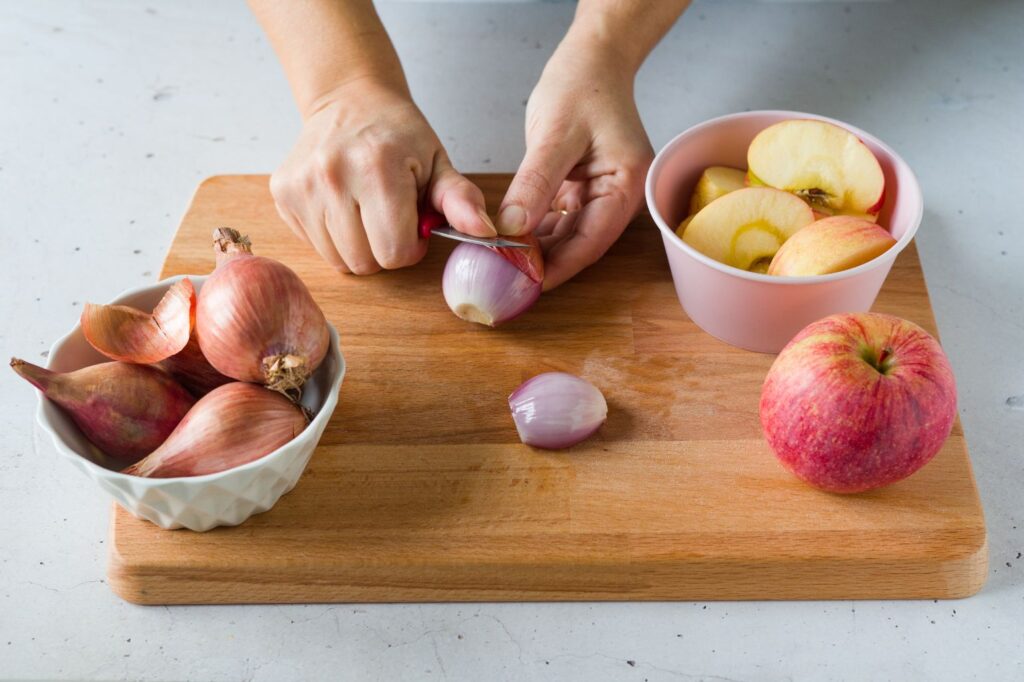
[[269, 170, 295, 202], [312, 151, 342, 189]]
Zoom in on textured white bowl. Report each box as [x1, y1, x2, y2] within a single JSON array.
[[35, 275, 345, 531]]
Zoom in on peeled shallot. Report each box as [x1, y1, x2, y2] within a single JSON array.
[[508, 372, 607, 449], [442, 236, 544, 327]]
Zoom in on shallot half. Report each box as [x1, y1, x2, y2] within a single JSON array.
[[11, 358, 194, 462], [508, 372, 607, 449], [442, 237, 544, 327], [81, 278, 194, 363], [197, 228, 329, 396], [122, 382, 309, 478]]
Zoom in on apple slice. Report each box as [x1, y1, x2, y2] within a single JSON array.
[[805, 203, 879, 224], [675, 216, 692, 238], [682, 187, 815, 270], [768, 215, 896, 276], [689, 166, 747, 215], [749, 172, 877, 222], [747, 119, 885, 218]]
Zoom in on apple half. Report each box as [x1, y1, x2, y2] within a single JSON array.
[[747, 119, 885, 220], [768, 215, 896, 276], [681, 187, 815, 271], [689, 166, 747, 215]]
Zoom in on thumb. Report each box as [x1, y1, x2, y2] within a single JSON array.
[[430, 155, 497, 238], [496, 139, 579, 236]]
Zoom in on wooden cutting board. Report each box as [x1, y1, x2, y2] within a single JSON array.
[[107, 174, 987, 604]]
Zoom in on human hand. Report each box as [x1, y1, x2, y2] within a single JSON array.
[[270, 83, 496, 274], [496, 39, 653, 290]]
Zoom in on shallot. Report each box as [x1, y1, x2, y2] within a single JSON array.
[[81, 278, 194, 363], [508, 372, 607, 449], [10, 358, 194, 462], [197, 228, 329, 396], [157, 334, 232, 397], [442, 237, 544, 327], [122, 382, 308, 478]]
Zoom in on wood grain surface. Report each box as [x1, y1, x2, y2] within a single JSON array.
[[107, 175, 987, 604]]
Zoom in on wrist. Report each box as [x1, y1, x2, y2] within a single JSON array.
[[559, 18, 644, 80], [302, 71, 411, 121]]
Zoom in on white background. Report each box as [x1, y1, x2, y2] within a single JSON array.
[[1, 1, 1021, 680]]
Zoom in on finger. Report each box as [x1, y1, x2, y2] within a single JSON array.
[[325, 197, 381, 275], [273, 199, 313, 249], [536, 209, 580, 254], [542, 193, 633, 291], [554, 172, 641, 210], [496, 138, 581, 236], [430, 155, 497, 238], [358, 167, 425, 270], [552, 181, 586, 213], [292, 201, 349, 273], [533, 211, 564, 239]]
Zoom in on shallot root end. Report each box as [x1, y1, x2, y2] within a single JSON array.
[[263, 353, 311, 400]]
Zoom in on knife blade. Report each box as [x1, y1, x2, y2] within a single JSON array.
[[418, 202, 529, 249]]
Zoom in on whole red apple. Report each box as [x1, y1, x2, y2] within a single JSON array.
[[760, 312, 957, 493]]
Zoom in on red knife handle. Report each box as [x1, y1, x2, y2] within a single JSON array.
[[418, 200, 447, 239]]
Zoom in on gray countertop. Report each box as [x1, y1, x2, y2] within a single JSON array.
[[1, 1, 1021, 680]]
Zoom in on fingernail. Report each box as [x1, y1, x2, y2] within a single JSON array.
[[496, 205, 527, 236], [477, 209, 498, 236]]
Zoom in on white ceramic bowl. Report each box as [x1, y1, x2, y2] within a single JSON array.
[[646, 110, 924, 353], [35, 275, 345, 531]]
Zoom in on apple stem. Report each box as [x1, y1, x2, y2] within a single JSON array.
[[861, 346, 895, 375]]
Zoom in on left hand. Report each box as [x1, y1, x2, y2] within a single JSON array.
[[496, 38, 654, 290]]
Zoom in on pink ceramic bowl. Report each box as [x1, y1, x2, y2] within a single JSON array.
[[645, 110, 923, 353]]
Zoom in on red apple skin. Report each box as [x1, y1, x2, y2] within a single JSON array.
[[760, 312, 957, 493], [866, 187, 886, 216]]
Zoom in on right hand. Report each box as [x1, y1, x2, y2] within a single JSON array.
[[270, 82, 497, 274]]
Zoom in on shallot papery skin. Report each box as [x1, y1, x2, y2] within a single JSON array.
[[157, 334, 232, 397], [442, 242, 542, 326], [197, 228, 329, 396], [81, 278, 194, 364], [122, 382, 308, 478], [10, 358, 195, 463], [495, 233, 544, 284], [508, 372, 608, 449]]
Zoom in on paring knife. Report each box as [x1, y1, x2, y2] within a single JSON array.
[[418, 202, 529, 249]]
